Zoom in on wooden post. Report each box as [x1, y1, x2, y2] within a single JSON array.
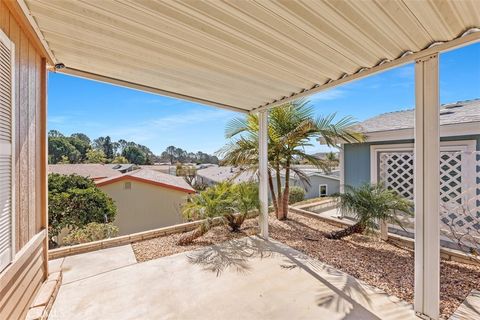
[[414, 53, 440, 320], [258, 110, 269, 240]]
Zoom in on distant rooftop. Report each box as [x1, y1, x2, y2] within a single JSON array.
[[96, 169, 195, 193], [197, 165, 338, 183], [356, 99, 480, 133], [49, 164, 122, 180], [105, 164, 138, 172], [196, 166, 256, 184]]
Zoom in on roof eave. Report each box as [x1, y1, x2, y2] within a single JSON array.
[[324, 121, 480, 145]]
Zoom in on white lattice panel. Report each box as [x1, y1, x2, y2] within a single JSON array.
[[379, 152, 414, 200], [440, 151, 480, 239], [377, 150, 479, 236]]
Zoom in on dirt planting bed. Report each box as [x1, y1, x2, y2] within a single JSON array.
[[132, 212, 480, 319]]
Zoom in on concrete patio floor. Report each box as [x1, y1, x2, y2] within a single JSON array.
[[49, 237, 415, 320]]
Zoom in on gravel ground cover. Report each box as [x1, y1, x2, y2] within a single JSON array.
[[132, 212, 480, 319]]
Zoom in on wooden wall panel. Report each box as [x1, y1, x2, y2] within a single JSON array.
[[0, 0, 48, 317], [0, 0, 45, 249], [0, 232, 45, 320]]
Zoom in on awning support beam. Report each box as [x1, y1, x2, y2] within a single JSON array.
[[414, 53, 440, 320], [258, 109, 269, 240]]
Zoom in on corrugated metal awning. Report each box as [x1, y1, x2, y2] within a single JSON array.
[[22, 0, 480, 113]]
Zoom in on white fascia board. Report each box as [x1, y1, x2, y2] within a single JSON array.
[[321, 121, 480, 145]]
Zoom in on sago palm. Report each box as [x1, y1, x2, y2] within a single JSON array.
[[218, 99, 363, 220], [327, 184, 413, 240]]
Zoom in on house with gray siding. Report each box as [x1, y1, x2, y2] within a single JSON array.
[[340, 99, 480, 190], [196, 165, 339, 199], [337, 99, 480, 234], [281, 171, 340, 198]]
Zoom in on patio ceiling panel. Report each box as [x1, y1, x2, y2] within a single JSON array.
[[22, 0, 480, 112]]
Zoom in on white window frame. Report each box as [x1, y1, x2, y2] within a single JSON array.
[[370, 140, 476, 194], [319, 184, 328, 197], [0, 29, 16, 272]]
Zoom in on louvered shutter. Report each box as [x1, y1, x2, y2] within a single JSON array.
[[0, 30, 15, 272]]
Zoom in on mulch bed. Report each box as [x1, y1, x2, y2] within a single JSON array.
[[131, 212, 480, 319]]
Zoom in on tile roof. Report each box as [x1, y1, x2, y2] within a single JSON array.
[[48, 164, 122, 180], [355, 99, 480, 133], [96, 169, 195, 193]]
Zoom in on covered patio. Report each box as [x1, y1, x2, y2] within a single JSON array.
[[12, 1, 480, 319]]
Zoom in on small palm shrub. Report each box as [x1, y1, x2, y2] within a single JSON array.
[[288, 186, 305, 204], [179, 182, 234, 245], [62, 222, 119, 246], [178, 182, 260, 244], [224, 182, 259, 232], [327, 184, 412, 240]]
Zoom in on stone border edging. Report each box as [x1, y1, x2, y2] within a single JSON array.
[[49, 219, 212, 260], [49, 211, 259, 260], [289, 205, 480, 266]]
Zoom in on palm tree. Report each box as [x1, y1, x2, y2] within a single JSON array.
[[324, 152, 339, 173], [178, 182, 233, 244], [178, 182, 260, 244], [224, 182, 260, 232], [218, 99, 363, 220], [327, 184, 413, 239]]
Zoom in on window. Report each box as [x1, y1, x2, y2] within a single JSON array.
[[319, 184, 327, 197], [0, 30, 15, 272], [124, 181, 132, 190]]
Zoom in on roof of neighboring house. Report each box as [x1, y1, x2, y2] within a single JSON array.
[[196, 165, 339, 184], [95, 169, 195, 193], [356, 99, 480, 134], [48, 164, 122, 180], [139, 165, 172, 173], [105, 164, 138, 172], [196, 166, 256, 184]]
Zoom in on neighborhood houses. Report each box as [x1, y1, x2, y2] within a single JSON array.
[[49, 165, 194, 238]]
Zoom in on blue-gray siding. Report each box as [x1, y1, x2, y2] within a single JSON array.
[[344, 135, 480, 188]]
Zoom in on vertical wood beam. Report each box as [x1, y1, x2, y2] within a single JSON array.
[[414, 53, 440, 320], [258, 110, 269, 239], [40, 57, 48, 278]]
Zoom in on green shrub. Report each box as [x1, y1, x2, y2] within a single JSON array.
[[63, 223, 119, 246], [48, 173, 117, 247], [288, 186, 305, 204]]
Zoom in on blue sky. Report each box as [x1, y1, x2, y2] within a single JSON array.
[[48, 43, 479, 155]]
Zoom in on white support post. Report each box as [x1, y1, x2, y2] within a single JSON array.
[[258, 110, 269, 240], [414, 53, 440, 320]]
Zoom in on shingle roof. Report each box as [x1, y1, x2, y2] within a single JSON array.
[[48, 164, 122, 180], [105, 164, 138, 171], [355, 99, 480, 133], [196, 166, 256, 184], [95, 169, 195, 193]]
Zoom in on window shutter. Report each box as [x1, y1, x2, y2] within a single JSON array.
[[0, 30, 15, 272]]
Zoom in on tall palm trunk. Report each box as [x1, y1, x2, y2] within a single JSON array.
[[268, 169, 278, 214], [280, 157, 291, 220], [275, 160, 283, 219]]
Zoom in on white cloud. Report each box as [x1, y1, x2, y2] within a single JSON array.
[[309, 88, 347, 103], [101, 108, 235, 144], [48, 115, 70, 124]]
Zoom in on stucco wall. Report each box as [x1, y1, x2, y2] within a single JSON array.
[[344, 135, 480, 187], [99, 180, 189, 236]]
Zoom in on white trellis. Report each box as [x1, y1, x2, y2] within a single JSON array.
[[376, 148, 479, 235]]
